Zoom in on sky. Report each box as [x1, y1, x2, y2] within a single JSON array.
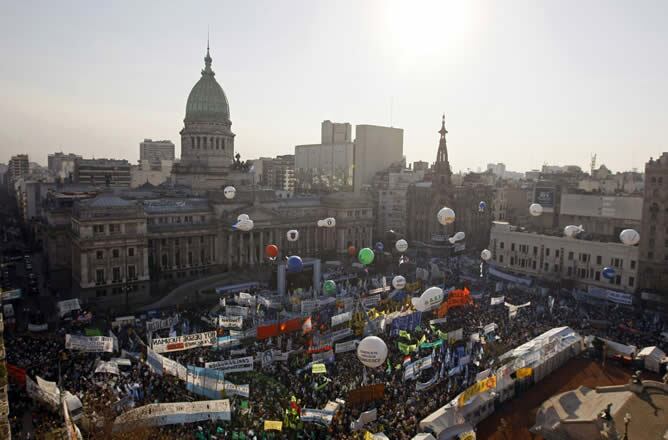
[[1, 0, 666, 173]]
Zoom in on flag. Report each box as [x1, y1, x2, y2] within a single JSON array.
[[312, 363, 327, 374], [386, 359, 392, 374], [302, 317, 312, 334], [399, 330, 411, 340]]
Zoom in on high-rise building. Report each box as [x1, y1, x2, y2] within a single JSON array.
[[353, 124, 403, 192], [139, 139, 175, 168], [48, 152, 82, 180], [7, 154, 29, 186], [295, 121, 354, 193], [74, 158, 131, 187], [638, 152, 668, 309], [321, 120, 352, 144], [262, 155, 296, 192]]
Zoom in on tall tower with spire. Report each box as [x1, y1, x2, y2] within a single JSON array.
[[433, 114, 452, 189]]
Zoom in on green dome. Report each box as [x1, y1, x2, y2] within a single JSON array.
[[185, 48, 230, 124]]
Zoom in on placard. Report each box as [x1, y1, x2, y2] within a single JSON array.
[[152, 331, 216, 353], [204, 356, 254, 373], [65, 334, 113, 352]]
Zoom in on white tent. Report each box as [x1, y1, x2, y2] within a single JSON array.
[[636, 346, 666, 373]]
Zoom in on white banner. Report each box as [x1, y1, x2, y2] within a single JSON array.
[[218, 315, 243, 329], [225, 305, 249, 317], [152, 331, 216, 353], [95, 361, 120, 375], [341, 297, 355, 312], [350, 408, 377, 431], [429, 318, 447, 325], [312, 349, 335, 363], [146, 316, 179, 332], [27, 376, 60, 409], [361, 294, 381, 309], [335, 339, 359, 353], [57, 299, 81, 317], [331, 311, 352, 327], [111, 315, 136, 328], [235, 292, 256, 306], [483, 323, 498, 334], [147, 347, 188, 380], [490, 296, 505, 306], [113, 400, 231, 432], [204, 356, 254, 373], [331, 328, 353, 342], [301, 409, 334, 425], [28, 323, 48, 332], [65, 334, 113, 352], [404, 355, 434, 381]]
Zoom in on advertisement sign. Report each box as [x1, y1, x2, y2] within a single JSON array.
[[534, 186, 555, 208]]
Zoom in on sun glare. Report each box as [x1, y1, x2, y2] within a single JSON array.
[[385, 0, 477, 60]]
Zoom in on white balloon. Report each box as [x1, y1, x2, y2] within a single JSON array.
[[437, 207, 456, 225], [286, 229, 299, 242], [453, 231, 466, 242], [619, 229, 640, 246], [356, 336, 388, 368], [563, 225, 583, 238], [395, 239, 408, 253], [392, 275, 406, 290], [529, 203, 543, 217], [237, 214, 250, 222], [317, 220, 325, 227], [223, 186, 236, 199], [481, 249, 492, 261], [325, 217, 336, 228], [412, 286, 444, 312], [235, 219, 254, 232]]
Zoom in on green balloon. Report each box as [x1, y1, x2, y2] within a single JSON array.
[[323, 280, 336, 295], [358, 247, 375, 265]]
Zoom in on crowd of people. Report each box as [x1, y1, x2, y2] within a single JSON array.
[[4, 257, 667, 440]]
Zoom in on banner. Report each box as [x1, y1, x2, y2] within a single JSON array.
[[113, 399, 231, 432], [264, 420, 283, 431], [147, 347, 188, 380], [26, 376, 60, 409], [235, 292, 256, 306], [416, 372, 439, 391], [490, 296, 505, 306], [225, 305, 249, 317], [429, 318, 447, 325], [404, 355, 433, 380], [231, 348, 247, 356], [205, 356, 254, 373], [1, 289, 22, 301], [331, 328, 353, 342], [216, 336, 241, 348], [331, 311, 352, 327], [483, 323, 498, 334], [95, 361, 120, 375], [146, 316, 179, 332], [301, 409, 334, 425], [219, 315, 243, 329], [57, 299, 81, 317], [65, 334, 113, 352], [312, 349, 335, 363], [28, 323, 48, 332], [398, 342, 417, 355], [312, 363, 327, 374], [152, 331, 216, 353], [111, 315, 136, 328], [347, 384, 385, 406], [458, 375, 497, 407], [504, 301, 531, 319], [361, 294, 381, 309], [350, 408, 377, 431], [187, 366, 250, 399], [335, 339, 359, 354]]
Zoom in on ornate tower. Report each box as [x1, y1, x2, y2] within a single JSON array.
[[179, 44, 235, 168], [433, 114, 452, 189]]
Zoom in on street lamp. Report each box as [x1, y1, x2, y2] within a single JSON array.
[[623, 412, 631, 440]]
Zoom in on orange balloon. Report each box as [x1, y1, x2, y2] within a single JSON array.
[[265, 244, 279, 258]]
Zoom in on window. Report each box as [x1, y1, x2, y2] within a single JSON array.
[[96, 250, 104, 260], [93, 224, 105, 234], [128, 247, 135, 257], [555, 250, 560, 258], [161, 254, 168, 267], [648, 251, 654, 259], [187, 237, 192, 245], [596, 255, 602, 265], [500, 242, 505, 249], [128, 265, 136, 280], [201, 249, 205, 263], [112, 249, 120, 258], [511, 243, 515, 251], [545, 248, 550, 257], [568, 252, 574, 260], [174, 238, 179, 245], [533, 246, 538, 256], [109, 224, 121, 234], [544, 263, 549, 271], [630, 260, 636, 269], [595, 271, 600, 281], [567, 267, 572, 276], [161, 239, 167, 246], [188, 252, 193, 266], [499, 255, 504, 263], [175, 251, 181, 266], [628, 276, 635, 287], [614, 275, 621, 285], [554, 265, 560, 272], [200, 215, 206, 223], [200, 236, 205, 244], [96, 269, 105, 283], [112, 267, 121, 282]]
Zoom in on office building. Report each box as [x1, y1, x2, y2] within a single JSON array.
[[7, 154, 29, 186], [353, 124, 403, 192], [74, 158, 131, 187], [48, 152, 81, 180], [140, 139, 175, 168]]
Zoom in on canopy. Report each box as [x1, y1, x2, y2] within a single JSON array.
[[636, 346, 666, 373]]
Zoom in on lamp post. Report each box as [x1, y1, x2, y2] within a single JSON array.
[[623, 412, 631, 440]]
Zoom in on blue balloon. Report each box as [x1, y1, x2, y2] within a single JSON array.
[[287, 255, 303, 273], [375, 241, 384, 252], [478, 201, 487, 212], [602, 266, 616, 280]]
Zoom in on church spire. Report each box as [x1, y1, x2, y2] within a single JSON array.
[[434, 114, 452, 187]]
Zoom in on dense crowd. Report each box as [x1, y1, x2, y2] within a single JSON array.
[[4, 259, 667, 440]]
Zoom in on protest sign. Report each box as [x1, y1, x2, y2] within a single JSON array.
[[152, 331, 216, 353], [65, 334, 114, 352]]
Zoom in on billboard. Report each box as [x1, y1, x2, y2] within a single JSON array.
[[534, 187, 555, 208]]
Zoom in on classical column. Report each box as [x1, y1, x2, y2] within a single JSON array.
[[239, 233, 244, 266], [227, 233, 232, 269], [250, 232, 256, 267]]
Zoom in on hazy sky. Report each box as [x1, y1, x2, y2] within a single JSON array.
[[1, 0, 666, 173]]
